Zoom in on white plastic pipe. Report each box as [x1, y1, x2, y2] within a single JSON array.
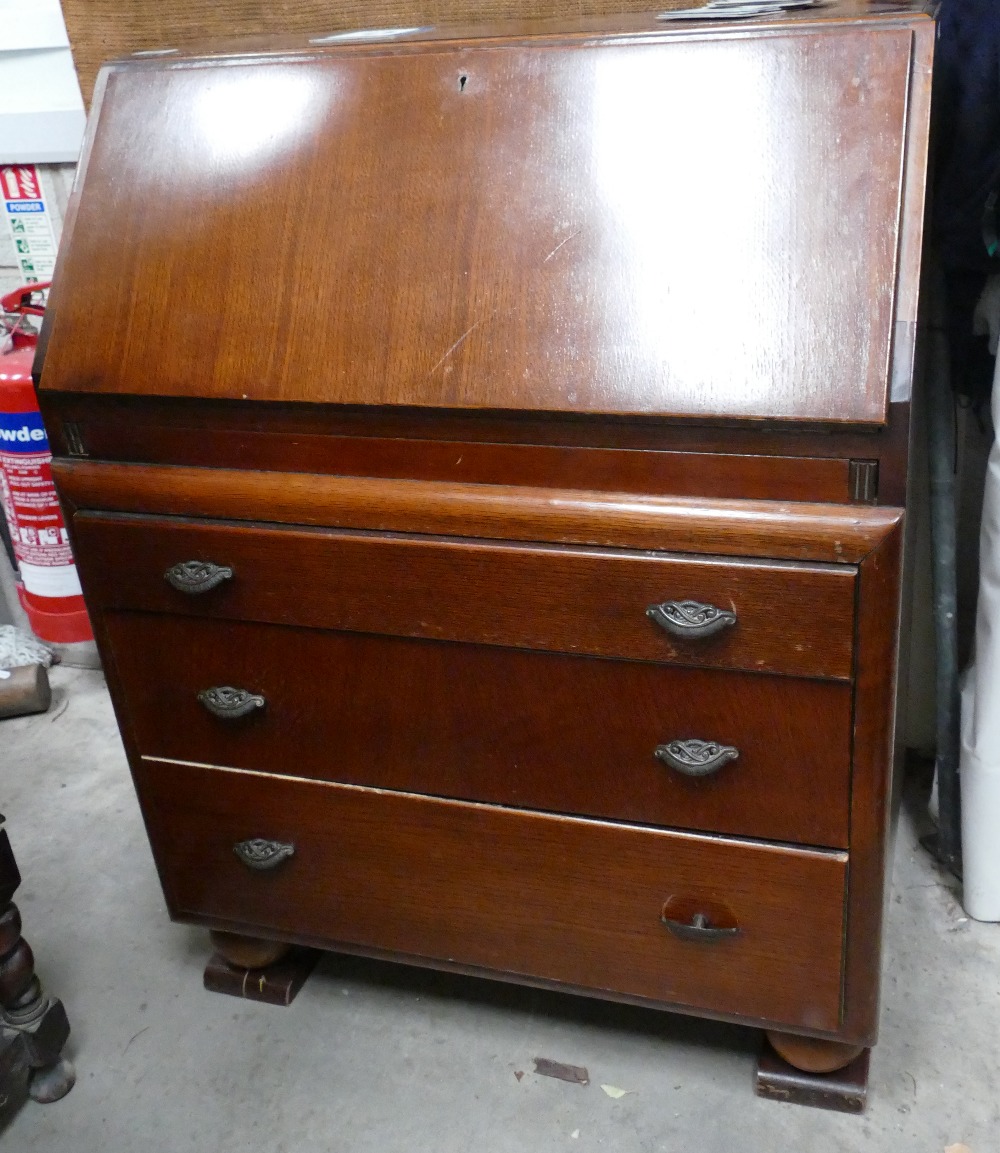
[[961, 347, 1000, 918]]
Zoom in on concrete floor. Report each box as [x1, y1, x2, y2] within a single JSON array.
[[1, 667, 996, 1152]]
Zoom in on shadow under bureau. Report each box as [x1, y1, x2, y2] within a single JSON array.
[[37, 1, 934, 1112]]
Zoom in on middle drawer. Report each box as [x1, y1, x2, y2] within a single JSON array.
[[106, 612, 852, 847]]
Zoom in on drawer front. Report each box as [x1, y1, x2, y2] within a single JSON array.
[[106, 612, 852, 847], [137, 760, 847, 1032], [76, 513, 856, 679]]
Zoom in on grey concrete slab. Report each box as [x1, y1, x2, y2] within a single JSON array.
[[0, 667, 996, 1152]]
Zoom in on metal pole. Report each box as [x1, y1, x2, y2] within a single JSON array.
[[927, 312, 963, 875]]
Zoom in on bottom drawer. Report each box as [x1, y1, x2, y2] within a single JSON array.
[[137, 759, 847, 1032]]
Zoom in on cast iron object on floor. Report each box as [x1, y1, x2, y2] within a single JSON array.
[[204, 932, 319, 1006], [755, 1036, 869, 1114], [0, 818, 74, 1107]]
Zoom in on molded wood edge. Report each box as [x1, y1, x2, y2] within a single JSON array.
[[840, 520, 906, 1045], [51, 460, 903, 563], [33, 64, 114, 384]]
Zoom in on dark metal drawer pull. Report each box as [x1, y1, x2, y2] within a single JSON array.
[[646, 599, 736, 639], [234, 838, 295, 871], [661, 912, 739, 943], [165, 560, 234, 595], [654, 739, 739, 777], [197, 686, 266, 719]]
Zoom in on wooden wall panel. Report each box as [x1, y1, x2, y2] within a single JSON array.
[[62, 1, 693, 107]]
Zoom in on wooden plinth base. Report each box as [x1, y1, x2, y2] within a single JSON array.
[[755, 1038, 870, 1113], [203, 947, 320, 1006]]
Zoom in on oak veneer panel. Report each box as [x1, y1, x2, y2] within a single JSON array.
[[40, 390, 909, 463], [43, 22, 912, 423], [107, 612, 853, 846], [40, 389, 917, 508], [137, 760, 848, 1030], [57, 424, 854, 503], [54, 461, 903, 565], [77, 514, 857, 679], [61, 4, 702, 109]]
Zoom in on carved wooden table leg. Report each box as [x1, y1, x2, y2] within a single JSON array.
[[0, 820, 74, 1107], [203, 930, 319, 1006], [755, 1030, 869, 1113]]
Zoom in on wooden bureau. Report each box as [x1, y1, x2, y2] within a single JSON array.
[[37, 2, 933, 1111]]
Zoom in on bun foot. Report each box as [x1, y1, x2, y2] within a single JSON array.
[[765, 1030, 865, 1073], [204, 932, 319, 1006], [209, 930, 291, 970], [28, 1057, 76, 1103], [756, 1032, 870, 1113]]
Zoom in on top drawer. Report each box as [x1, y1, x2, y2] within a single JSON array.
[[74, 513, 856, 679]]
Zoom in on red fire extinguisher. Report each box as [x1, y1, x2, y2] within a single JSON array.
[[0, 282, 92, 644]]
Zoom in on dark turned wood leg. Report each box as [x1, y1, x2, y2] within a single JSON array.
[[0, 824, 74, 1106], [203, 930, 319, 1006], [755, 1031, 869, 1113]]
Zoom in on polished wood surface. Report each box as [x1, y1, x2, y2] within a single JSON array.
[[208, 929, 289, 970], [75, 513, 857, 679], [61, 2, 930, 108], [764, 1030, 865, 1075], [54, 461, 903, 565], [106, 611, 853, 845], [137, 759, 849, 1031], [61, 3, 698, 108], [38, 401, 925, 531], [41, 6, 934, 1092], [52, 424, 856, 504], [841, 522, 904, 1044], [38, 393, 913, 508], [43, 18, 918, 424]]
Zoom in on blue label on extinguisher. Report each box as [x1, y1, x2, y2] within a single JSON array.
[[0, 410, 49, 454]]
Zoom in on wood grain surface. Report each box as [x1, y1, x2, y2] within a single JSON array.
[[43, 19, 915, 423], [137, 758, 849, 1030], [840, 521, 904, 1045], [41, 391, 925, 509], [62, 4, 703, 108], [53, 424, 855, 504], [60, 1, 923, 108], [106, 610, 853, 845], [40, 391, 910, 464], [54, 461, 903, 565], [74, 513, 858, 679], [41, 5, 934, 1061]]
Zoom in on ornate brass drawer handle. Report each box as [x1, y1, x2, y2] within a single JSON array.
[[165, 560, 234, 594], [197, 686, 266, 719], [646, 599, 736, 639], [661, 911, 739, 943], [233, 838, 295, 871], [654, 738, 739, 777]]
